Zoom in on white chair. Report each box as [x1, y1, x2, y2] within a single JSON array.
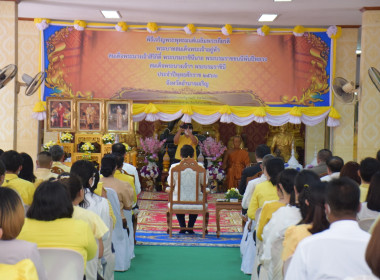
[[166, 158, 209, 238], [106, 188, 130, 271], [358, 218, 376, 232], [38, 248, 84, 280]]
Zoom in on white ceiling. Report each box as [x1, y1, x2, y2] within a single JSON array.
[[18, 0, 380, 27]]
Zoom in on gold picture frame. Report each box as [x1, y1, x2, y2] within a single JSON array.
[[46, 97, 75, 132], [76, 99, 104, 133], [105, 100, 133, 133]]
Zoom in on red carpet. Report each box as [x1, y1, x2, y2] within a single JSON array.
[[137, 191, 243, 233]]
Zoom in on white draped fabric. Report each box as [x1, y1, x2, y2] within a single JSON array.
[[132, 108, 339, 127]]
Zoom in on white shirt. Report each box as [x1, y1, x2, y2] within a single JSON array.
[[84, 191, 111, 237], [261, 205, 301, 262], [357, 202, 380, 221], [321, 172, 340, 182], [285, 220, 371, 280], [241, 174, 267, 209], [123, 162, 141, 195]]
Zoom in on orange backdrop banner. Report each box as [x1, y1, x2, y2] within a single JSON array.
[[43, 26, 331, 107]]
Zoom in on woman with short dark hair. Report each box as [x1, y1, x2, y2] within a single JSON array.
[[357, 171, 380, 221], [0, 187, 47, 280], [18, 180, 97, 269], [18, 152, 37, 183]]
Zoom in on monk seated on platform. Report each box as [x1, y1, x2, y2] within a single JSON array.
[[222, 136, 250, 189]]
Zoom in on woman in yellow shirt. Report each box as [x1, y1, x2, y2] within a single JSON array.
[[0, 187, 47, 280], [256, 168, 299, 241], [18, 180, 97, 268], [247, 158, 285, 220], [282, 178, 329, 261]]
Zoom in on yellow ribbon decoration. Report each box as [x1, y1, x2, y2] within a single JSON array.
[[34, 18, 51, 24], [261, 25, 270, 35], [182, 105, 193, 115], [289, 106, 302, 117], [74, 20, 87, 28], [224, 24, 233, 35], [293, 25, 305, 34], [186, 24, 196, 34], [219, 105, 232, 115], [144, 103, 159, 114], [329, 107, 341, 119], [254, 107, 267, 117], [330, 27, 342, 39], [33, 101, 46, 113], [147, 22, 158, 33], [117, 21, 129, 32]]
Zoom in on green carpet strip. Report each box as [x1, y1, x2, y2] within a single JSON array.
[[115, 245, 250, 280]]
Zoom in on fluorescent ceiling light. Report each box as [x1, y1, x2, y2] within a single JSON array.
[[258, 14, 278, 22], [100, 10, 121, 19], [274, 0, 292, 2]]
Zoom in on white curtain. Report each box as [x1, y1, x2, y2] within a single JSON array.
[[133, 108, 338, 127]]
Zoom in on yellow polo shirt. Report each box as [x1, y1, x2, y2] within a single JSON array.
[[174, 134, 198, 160], [360, 183, 370, 202], [73, 206, 109, 239], [114, 170, 137, 204], [247, 180, 279, 220], [18, 218, 97, 268], [2, 174, 35, 206]]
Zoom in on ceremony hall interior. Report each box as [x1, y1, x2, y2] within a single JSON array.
[[1, 0, 380, 279]]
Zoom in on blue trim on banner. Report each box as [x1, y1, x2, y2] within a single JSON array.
[[43, 25, 66, 101]]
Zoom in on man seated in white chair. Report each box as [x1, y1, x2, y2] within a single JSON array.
[[166, 145, 207, 234]]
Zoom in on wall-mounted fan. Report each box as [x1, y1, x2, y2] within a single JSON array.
[[0, 64, 18, 89], [0, 64, 44, 96], [17, 72, 45, 96], [368, 67, 380, 92], [332, 77, 359, 104]]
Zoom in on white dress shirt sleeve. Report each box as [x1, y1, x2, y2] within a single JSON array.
[[284, 242, 307, 280]]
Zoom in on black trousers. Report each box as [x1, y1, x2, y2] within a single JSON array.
[[176, 214, 198, 228]]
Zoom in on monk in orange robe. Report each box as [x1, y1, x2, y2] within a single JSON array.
[[222, 136, 250, 189]]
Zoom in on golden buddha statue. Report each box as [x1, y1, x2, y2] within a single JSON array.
[[271, 124, 295, 162]]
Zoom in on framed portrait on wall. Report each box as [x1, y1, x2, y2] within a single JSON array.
[[46, 98, 75, 132], [105, 100, 133, 133], [76, 99, 104, 133]]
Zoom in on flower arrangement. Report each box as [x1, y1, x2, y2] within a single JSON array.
[[43, 141, 56, 151], [140, 163, 160, 180], [199, 137, 226, 163], [102, 134, 115, 144], [225, 188, 243, 200], [79, 142, 95, 153], [60, 132, 73, 143], [123, 143, 132, 152], [139, 137, 166, 163], [207, 163, 226, 181]]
